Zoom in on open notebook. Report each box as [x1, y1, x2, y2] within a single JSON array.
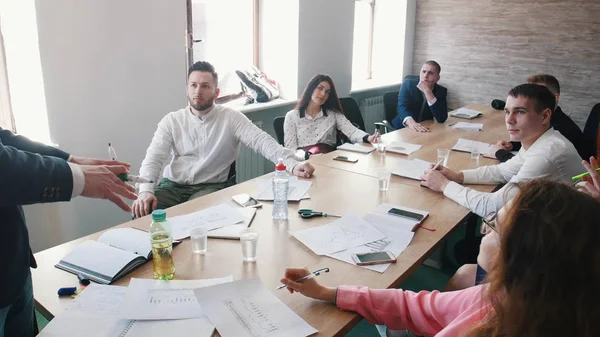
[[55, 228, 156, 284], [337, 142, 376, 153], [391, 158, 432, 180], [452, 138, 496, 158]]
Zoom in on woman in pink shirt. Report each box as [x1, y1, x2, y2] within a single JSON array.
[[280, 179, 600, 337]]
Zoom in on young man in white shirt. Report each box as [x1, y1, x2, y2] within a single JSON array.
[[132, 61, 315, 218], [420, 83, 584, 218]]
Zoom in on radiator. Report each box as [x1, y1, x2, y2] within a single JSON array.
[[235, 120, 268, 182], [359, 96, 385, 134]]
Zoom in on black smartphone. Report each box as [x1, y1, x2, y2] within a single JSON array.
[[333, 155, 358, 163], [387, 208, 424, 222]]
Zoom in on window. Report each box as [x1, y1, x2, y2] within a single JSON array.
[[1, 0, 52, 144], [351, 0, 409, 91], [351, 0, 375, 81], [188, 0, 258, 98]]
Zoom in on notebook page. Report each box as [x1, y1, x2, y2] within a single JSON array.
[[392, 158, 432, 180], [121, 318, 214, 337], [59, 241, 140, 281], [337, 142, 376, 153], [97, 228, 151, 257]]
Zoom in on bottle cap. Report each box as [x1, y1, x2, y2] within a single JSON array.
[[275, 158, 286, 171], [151, 209, 167, 221]]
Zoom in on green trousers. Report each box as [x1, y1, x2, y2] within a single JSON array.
[[154, 178, 234, 210]]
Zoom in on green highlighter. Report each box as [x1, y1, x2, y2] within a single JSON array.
[[572, 168, 600, 181], [117, 174, 154, 184]]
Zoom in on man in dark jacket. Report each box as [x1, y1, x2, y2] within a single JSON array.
[[0, 128, 137, 337], [392, 60, 448, 132]]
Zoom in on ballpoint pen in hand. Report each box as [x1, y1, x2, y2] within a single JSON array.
[[432, 158, 445, 170], [276, 267, 330, 290], [108, 143, 118, 161]]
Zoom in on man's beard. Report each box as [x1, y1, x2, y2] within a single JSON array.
[[189, 96, 214, 112]]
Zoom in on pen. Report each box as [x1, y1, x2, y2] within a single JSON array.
[[432, 158, 445, 170], [572, 168, 600, 181], [117, 174, 154, 184], [276, 267, 329, 290], [108, 143, 118, 161]]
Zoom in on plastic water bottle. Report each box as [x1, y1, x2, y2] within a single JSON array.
[[149, 210, 175, 280], [272, 158, 289, 220]]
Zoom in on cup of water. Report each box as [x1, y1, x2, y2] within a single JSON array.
[[437, 148, 450, 167], [377, 167, 392, 191], [471, 147, 480, 160], [190, 227, 208, 254], [240, 228, 260, 262], [377, 139, 387, 155]]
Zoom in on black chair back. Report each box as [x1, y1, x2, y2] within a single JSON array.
[[273, 116, 285, 145], [339, 97, 366, 131], [583, 103, 600, 149], [383, 91, 399, 122]]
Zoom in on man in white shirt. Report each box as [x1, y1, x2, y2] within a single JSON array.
[[420, 83, 584, 217], [132, 61, 315, 218]]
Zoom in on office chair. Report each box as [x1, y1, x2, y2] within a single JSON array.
[[374, 91, 399, 134], [583, 103, 600, 156], [273, 116, 285, 145]]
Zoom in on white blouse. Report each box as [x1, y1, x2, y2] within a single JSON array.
[[283, 109, 368, 151]]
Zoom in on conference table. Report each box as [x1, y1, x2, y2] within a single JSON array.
[[32, 104, 507, 336]]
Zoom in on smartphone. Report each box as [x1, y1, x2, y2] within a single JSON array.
[[388, 208, 425, 222], [333, 155, 358, 163], [232, 194, 263, 208], [351, 251, 397, 266]]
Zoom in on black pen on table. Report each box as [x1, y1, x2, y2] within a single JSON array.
[[276, 267, 330, 290]]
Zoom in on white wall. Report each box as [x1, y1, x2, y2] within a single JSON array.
[[297, 0, 355, 97], [26, 0, 187, 252]]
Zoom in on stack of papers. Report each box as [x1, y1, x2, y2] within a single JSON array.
[[391, 158, 432, 180], [337, 142, 376, 153], [169, 204, 246, 240], [452, 138, 496, 158], [290, 206, 428, 273], [328, 204, 428, 272], [449, 108, 483, 119], [194, 279, 318, 337], [452, 122, 484, 131], [255, 176, 312, 201], [40, 276, 318, 337], [385, 141, 422, 155]]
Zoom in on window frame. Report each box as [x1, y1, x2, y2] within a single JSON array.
[[355, 0, 376, 80]]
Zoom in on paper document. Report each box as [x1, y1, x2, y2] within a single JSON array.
[[38, 284, 215, 337], [170, 204, 245, 240], [385, 141, 422, 155], [194, 278, 318, 337], [208, 207, 257, 239], [452, 138, 495, 157], [452, 122, 483, 131], [121, 276, 233, 320], [291, 212, 385, 255], [450, 108, 483, 119], [255, 176, 312, 201], [391, 158, 432, 180], [327, 204, 427, 272], [337, 142, 376, 153]]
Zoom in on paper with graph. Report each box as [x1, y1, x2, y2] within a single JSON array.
[[194, 278, 318, 337], [120, 276, 233, 320], [170, 204, 246, 240], [291, 212, 385, 255], [327, 204, 426, 273]]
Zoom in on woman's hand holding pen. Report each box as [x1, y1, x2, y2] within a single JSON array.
[[576, 157, 600, 200], [280, 267, 336, 303], [367, 131, 381, 144]]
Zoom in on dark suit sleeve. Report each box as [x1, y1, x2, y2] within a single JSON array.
[[0, 129, 70, 160], [495, 149, 515, 162], [510, 141, 522, 152], [393, 79, 414, 128], [429, 86, 448, 123], [0, 141, 74, 207]]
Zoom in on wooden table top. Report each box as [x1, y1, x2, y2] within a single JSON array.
[[33, 104, 508, 336], [309, 104, 507, 187]]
